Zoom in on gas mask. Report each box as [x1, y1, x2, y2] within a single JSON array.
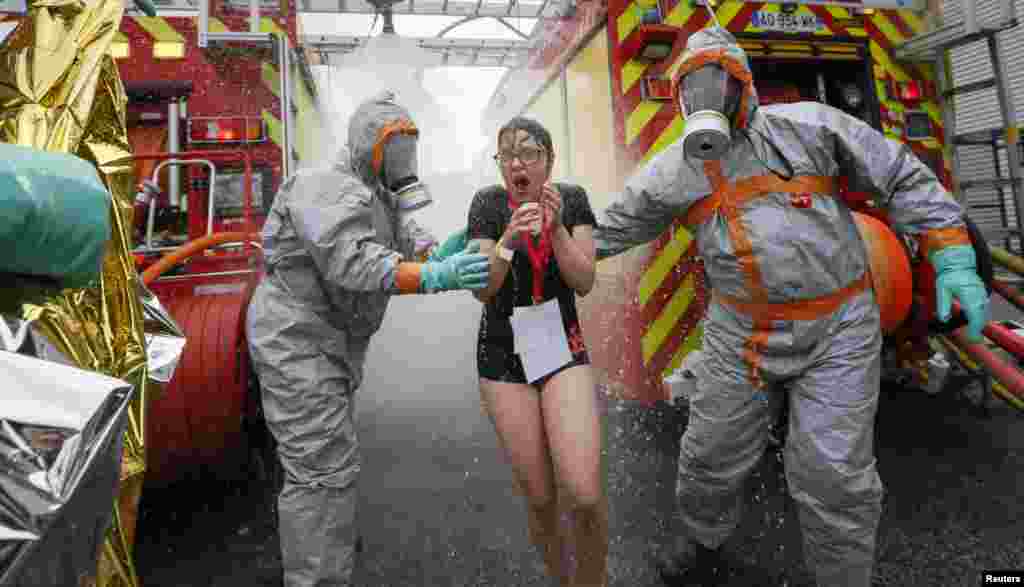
[[677, 63, 744, 160], [382, 133, 432, 212], [382, 133, 438, 258]]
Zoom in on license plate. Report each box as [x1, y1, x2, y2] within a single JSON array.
[[751, 11, 824, 33]]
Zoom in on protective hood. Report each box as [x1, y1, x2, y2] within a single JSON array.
[[671, 26, 759, 131], [346, 91, 421, 193]]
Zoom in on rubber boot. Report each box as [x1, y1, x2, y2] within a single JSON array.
[[653, 535, 725, 586]]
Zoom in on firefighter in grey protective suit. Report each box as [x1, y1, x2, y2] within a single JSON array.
[[592, 27, 990, 587], [246, 92, 489, 587]]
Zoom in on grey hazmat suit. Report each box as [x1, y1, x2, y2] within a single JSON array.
[[246, 93, 468, 586], [593, 27, 973, 587]]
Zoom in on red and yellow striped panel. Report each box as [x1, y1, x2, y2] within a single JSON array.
[[864, 9, 950, 175], [606, 0, 950, 386], [119, 15, 291, 153]]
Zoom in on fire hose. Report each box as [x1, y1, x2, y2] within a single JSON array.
[[989, 246, 1024, 277], [937, 335, 1024, 410], [942, 300, 1024, 402], [141, 231, 260, 285]]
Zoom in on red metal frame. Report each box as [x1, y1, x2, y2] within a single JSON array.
[[129, 150, 267, 486], [131, 149, 256, 249]]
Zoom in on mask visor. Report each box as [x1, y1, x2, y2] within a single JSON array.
[[677, 63, 743, 122]]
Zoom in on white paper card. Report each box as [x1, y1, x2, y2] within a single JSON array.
[[510, 299, 573, 384]]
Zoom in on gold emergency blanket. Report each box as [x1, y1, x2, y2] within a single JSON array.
[[0, 1, 148, 585]]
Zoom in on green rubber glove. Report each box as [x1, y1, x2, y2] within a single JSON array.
[[420, 240, 491, 293], [428, 228, 469, 262], [930, 244, 990, 342], [135, 0, 157, 16]]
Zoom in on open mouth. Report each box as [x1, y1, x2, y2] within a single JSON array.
[[512, 176, 530, 190]]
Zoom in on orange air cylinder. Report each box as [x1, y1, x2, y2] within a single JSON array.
[[852, 212, 914, 334]]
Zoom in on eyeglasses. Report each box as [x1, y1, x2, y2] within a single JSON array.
[[493, 147, 546, 167]]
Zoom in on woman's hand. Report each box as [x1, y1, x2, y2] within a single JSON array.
[[501, 204, 541, 251], [540, 184, 562, 230]]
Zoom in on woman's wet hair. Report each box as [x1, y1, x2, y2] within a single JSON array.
[[497, 116, 554, 160]]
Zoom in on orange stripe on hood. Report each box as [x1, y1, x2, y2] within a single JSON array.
[[371, 118, 419, 176], [672, 49, 756, 130]]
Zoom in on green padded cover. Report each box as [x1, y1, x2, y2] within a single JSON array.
[[0, 144, 112, 289]]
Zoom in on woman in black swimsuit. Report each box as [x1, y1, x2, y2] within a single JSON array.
[[467, 116, 607, 586]]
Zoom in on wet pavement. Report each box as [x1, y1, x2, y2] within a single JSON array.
[[133, 294, 1024, 587]]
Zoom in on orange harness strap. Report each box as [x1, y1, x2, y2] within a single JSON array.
[[717, 273, 872, 322], [683, 174, 836, 228]]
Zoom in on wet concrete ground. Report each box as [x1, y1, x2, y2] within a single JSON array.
[[133, 294, 1024, 587]]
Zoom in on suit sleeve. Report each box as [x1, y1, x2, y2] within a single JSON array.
[[288, 175, 403, 292]]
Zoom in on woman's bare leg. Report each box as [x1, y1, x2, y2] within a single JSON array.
[[480, 377, 568, 585], [541, 366, 608, 587]]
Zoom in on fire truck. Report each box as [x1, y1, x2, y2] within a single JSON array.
[[481, 0, 1024, 410], [115, 0, 326, 486]]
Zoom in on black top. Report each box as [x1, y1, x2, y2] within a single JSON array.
[[467, 182, 597, 347]]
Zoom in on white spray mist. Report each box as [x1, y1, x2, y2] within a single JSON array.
[[311, 34, 503, 240]]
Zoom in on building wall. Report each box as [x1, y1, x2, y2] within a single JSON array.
[[518, 26, 619, 199], [566, 29, 621, 210], [941, 0, 1024, 250], [524, 76, 572, 181]]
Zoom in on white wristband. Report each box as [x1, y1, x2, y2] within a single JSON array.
[[496, 239, 514, 262]]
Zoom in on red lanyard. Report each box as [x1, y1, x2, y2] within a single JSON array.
[[508, 195, 553, 304]]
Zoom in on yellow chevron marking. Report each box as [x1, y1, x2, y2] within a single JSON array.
[[639, 226, 692, 306], [715, 0, 745, 30], [208, 17, 229, 32], [899, 9, 927, 34], [663, 0, 695, 27], [874, 12, 933, 82], [642, 272, 696, 364], [110, 31, 130, 58], [825, 5, 849, 19], [134, 16, 185, 58], [870, 41, 910, 82], [641, 114, 684, 166], [263, 110, 283, 149], [923, 102, 942, 128], [622, 60, 650, 94], [872, 11, 905, 45], [260, 16, 286, 37], [262, 63, 280, 97], [666, 323, 704, 375], [626, 100, 662, 144], [133, 16, 185, 42], [618, 2, 642, 43]]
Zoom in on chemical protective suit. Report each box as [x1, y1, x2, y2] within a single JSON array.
[[246, 92, 489, 587], [593, 27, 989, 587]]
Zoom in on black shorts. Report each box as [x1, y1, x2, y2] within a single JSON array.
[[477, 338, 590, 387]]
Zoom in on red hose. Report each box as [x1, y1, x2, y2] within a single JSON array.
[[981, 320, 1024, 361], [951, 299, 1024, 361], [949, 328, 1024, 400], [142, 231, 259, 285], [992, 280, 1024, 313]]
